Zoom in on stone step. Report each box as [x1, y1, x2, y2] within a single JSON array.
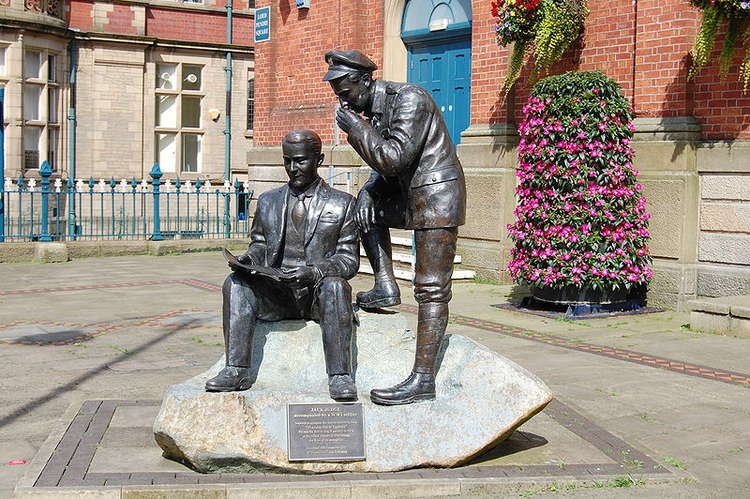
[[687, 295, 750, 338], [359, 262, 476, 281], [358, 230, 474, 281], [359, 248, 461, 265]]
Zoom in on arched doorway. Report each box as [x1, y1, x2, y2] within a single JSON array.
[[401, 0, 472, 145]]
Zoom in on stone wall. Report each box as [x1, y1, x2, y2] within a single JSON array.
[[1, 0, 254, 183], [696, 143, 750, 298], [245, 0, 750, 308]]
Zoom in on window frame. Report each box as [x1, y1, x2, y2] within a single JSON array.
[[22, 47, 61, 171], [154, 62, 205, 174], [246, 71, 255, 133]]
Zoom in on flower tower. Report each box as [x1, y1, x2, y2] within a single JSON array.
[[507, 71, 653, 304]]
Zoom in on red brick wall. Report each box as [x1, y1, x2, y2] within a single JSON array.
[[253, 0, 383, 146], [254, 0, 750, 144], [67, 0, 94, 31], [66, 1, 253, 45], [633, 0, 696, 118], [146, 7, 253, 45], [105, 3, 137, 35]]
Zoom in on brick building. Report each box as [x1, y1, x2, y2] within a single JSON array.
[[1, 0, 254, 183], [248, 0, 750, 309]]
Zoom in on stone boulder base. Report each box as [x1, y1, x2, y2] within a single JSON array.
[[153, 311, 552, 473]]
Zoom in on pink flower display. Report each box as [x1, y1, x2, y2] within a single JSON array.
[[507, 71, 653, 294]]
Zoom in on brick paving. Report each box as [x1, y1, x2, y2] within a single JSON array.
[[1, 253, 749, 497], [3, 277, 749, 387], [30, 399, 668, 489]]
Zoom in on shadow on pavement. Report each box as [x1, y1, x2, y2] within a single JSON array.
[[0, 319, 199, 430]]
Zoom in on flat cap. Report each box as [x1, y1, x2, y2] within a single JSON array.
[[322, 49, 377, 81]]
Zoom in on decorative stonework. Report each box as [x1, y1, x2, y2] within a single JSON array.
[[24, 0, 63, 18]]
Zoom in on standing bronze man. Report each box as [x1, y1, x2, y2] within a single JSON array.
[[323, 49, 466, 405]]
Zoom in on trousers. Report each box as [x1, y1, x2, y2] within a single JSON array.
[[222, 273, 354, 376]]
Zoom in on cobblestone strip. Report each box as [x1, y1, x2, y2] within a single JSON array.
[[545, 400, 665, 474], [43, 399, 669, 488], [34, 401, 101, 487], [396, 304, 750, 387], [0, 280, 177, 296], [180, 279, 224, 292], [7, 278, 748, 386]]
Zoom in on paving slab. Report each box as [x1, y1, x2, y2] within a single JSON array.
[[0, 253, 748, 497]]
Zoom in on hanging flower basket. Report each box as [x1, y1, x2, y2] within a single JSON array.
[[689, 0, 750, 90], [490, 0, 588, 94]]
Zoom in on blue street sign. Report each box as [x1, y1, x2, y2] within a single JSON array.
[[255, 7, 271, 43]]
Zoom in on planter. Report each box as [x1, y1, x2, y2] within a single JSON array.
[[531, 284, 628, 306]]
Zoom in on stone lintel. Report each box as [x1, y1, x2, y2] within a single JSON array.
[[697, 140, 750, 173], [459, 123, 519, 145], [632, 116, 702, 142]]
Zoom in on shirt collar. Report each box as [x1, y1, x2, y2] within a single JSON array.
[[289, 177, 321, 199], [369, 80, 387, 116]]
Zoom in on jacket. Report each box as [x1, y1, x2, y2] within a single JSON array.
[[346, 79, 467, 229], [245, 179, 359, 280]]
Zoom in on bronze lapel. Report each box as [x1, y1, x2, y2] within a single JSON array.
[[267, 185, 289, 264], [304, 181, 330, 247]]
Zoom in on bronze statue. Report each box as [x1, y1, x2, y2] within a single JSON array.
[[206, 130, 360, 402], [323, 50, 467, 405]]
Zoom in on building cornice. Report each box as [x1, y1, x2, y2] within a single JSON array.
[[72, 31, 254, 54]]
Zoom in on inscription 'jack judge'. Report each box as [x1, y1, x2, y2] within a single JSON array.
[[287, 403, 365, 462]]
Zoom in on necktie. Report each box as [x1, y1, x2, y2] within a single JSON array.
[[292, 194, 306, 232]]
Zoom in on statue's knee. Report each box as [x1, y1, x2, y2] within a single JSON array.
[[319, 276, 351, 296], [414, 284, 451, 304]]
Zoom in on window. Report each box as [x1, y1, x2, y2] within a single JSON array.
[[48, 54, 57, 82], [155, 62, 204, 173], [48, 128, 58, 171], [22, 49, 60, 170], [0, 47, 6, 76], [246, 74, 254, 131], [24, 51, 41, 79], [24, 127, 40, 170], [24, 85, 41, 121]]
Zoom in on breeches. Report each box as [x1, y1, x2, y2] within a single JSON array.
[[413, 227, 457, 304]]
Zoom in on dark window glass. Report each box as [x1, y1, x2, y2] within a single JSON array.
[[247, 79, 254, 130]]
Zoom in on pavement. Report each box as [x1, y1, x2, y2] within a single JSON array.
[[0, 252, 748, 498]]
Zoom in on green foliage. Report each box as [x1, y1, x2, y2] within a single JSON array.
[[493, 0, 588, 94], [532, 0, 587, 78], [662, 456, 687, 469], [504, 39, 530, 95], [690, 4, 722, 80], [720, 16, 743, 77], [690, 1, 750, 90], [509, 71, 653, 293], [741, 25, 750, 90]]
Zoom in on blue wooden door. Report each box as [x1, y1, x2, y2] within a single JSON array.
[[407, 38, 471, 145]]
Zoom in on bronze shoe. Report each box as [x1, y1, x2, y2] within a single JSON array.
[[205, 366, 252, 392], [370, 372, 435, 405], [356, 280, 401, 309], [329, 374, 357, 402]]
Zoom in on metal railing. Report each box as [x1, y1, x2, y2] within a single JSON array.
[[1, 162, 254, 242]]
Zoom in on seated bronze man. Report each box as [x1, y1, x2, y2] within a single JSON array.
[[205, 130, 359, 402]]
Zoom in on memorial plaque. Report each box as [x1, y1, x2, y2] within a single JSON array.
[[287, 403, 365, 462]]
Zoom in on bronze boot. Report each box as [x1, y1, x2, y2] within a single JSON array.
[[357, 228, 401, 309], [370, 302, 447, 405]]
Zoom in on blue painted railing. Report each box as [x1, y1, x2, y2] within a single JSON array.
[[1, 163, 254, 242]]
